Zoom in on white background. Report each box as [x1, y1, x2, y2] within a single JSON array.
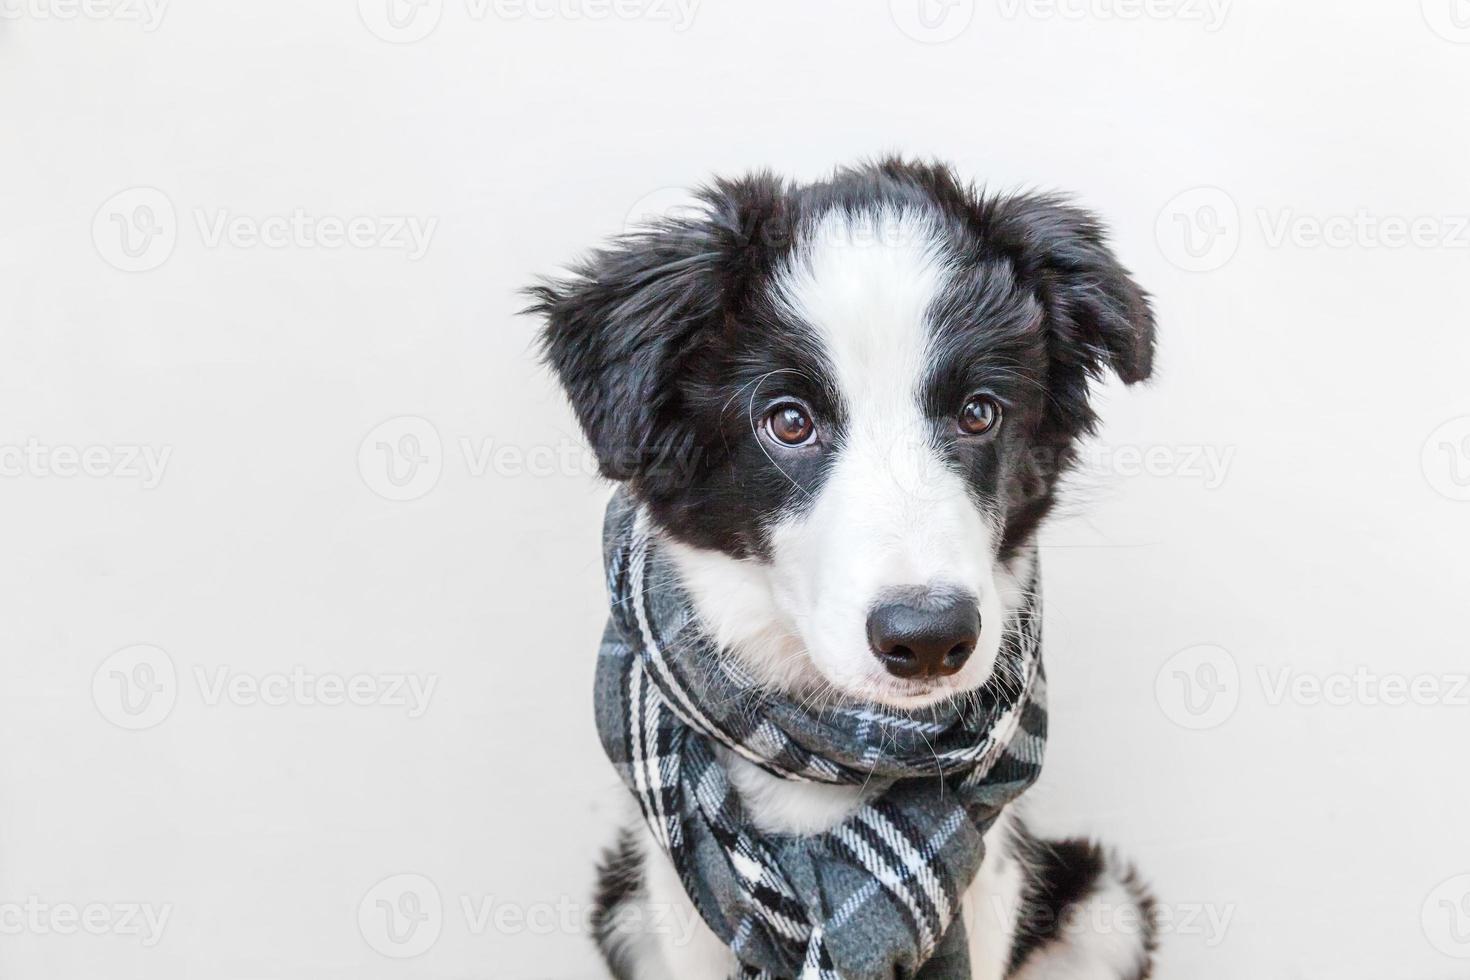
[[2, 1, 1469, 977]]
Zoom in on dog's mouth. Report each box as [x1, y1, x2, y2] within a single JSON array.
[[817, 666, 989, 713]]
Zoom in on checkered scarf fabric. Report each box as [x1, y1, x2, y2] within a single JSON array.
[[595, 491, 1047, 980]]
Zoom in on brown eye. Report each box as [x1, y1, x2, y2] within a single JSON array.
[[959, 395, 1002, 436], [765, 402, 816, 447]]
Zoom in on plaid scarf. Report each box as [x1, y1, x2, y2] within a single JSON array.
[[595, 491, 1047, 979]]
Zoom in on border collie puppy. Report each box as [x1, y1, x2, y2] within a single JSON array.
[[529, 159, 1157, 980]]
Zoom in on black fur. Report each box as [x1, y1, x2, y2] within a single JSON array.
[[1008, 832, 1158, 979], [590, 827, 644, 979], [525, 158, 1154, 563]]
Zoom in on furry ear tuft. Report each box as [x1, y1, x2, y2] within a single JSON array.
[[987, 194, 1157, 387], [523, 175, 786, 486], [524, 232, 717, 480]]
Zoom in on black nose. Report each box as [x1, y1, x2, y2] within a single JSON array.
[[867, 593, 980, 679]]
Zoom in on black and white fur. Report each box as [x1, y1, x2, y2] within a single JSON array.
[[530, 160, 1158, 979]]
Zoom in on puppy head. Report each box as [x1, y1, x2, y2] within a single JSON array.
[[528, 160, 1154, 709]]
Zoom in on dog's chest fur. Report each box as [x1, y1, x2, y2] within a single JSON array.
[[601, 753, 1025, 980]]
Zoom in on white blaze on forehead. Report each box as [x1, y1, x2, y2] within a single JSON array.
[[757, 208, 1002, 708], [774, 208, 951, 435], [772, 207, 979, 573]]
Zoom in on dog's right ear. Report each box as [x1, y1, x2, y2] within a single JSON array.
[[525, 177, 781, 484], [524, 213, 724, 483]]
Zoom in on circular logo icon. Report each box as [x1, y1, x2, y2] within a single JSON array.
[[881, 425, 968, 505], [358, 873, 443, 958], [1155, 187, 1240, 273], [889, 0, 976, 43], [1422, 0, 1470, 43], [1423, 874, 1470, 958], [622, 186, 702, 236], [93, 187, 177, 273], [358, 416, 443, 502], [92, 644, 178, 730], [358, 0, 443, 43], [1422, 416, 1470, 502], [1154, 644, 1239, 730]]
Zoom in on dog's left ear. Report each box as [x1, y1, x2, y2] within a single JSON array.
[[523, 218, 722, 483], [524, 176, 785, 487], [991, 194, 1156, 386]]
